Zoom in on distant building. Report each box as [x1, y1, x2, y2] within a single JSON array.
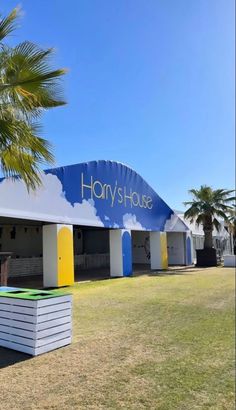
[[176, 212, 232, 262]]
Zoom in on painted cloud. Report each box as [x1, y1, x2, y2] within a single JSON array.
[[0, 173, 104, 227], [123, 213, 144, 230]]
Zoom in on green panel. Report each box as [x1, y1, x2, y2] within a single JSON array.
[[0, 287, 70, 300]]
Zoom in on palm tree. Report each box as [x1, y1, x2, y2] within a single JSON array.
[[0, 7, 66, 189], [228, 206, 236, 255], [184, 186, 235, 252]]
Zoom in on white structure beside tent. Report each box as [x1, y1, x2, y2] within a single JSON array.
[[176, 212, 232, 263]]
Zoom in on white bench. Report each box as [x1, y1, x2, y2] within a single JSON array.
[[0, 287, 72, 356], [223, 255, 236, 267]]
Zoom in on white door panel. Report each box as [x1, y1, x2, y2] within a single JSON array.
[[167, 233, 185, 265]]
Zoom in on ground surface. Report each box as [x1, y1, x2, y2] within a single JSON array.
[[0, 267, 235, 410]]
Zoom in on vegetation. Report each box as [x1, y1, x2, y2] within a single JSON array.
[[184, 186, 235, 249], [0, 267, 235, 409], [228, 205, 236, 254], [0, 7, 66, 189]]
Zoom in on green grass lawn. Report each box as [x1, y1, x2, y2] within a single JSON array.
[[0, 267, 235, 409]]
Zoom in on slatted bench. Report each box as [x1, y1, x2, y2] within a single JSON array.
[[0, 287, 72, 356]]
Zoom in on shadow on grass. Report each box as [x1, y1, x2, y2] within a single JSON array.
[[7, 266, 218, 289], [0, 347, 31, 369], [133, 265, 217, 277], [134, 270, 192, 277], [67, 266, 211, 284]]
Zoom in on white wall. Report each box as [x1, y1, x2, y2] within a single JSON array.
[[109, 230, 123, 277], [9, 257, 43, 277], [0, 225, 42, 257], [150, 231, 162, 269], [8, 253, 109, 278], [42, 224, 58, 287], [167, 232, 185, 265]]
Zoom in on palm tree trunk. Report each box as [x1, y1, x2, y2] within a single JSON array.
[[203, 229, 213, 248], [203, 215, 214, 249]]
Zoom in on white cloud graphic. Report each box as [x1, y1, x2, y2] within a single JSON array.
[[123, 213, 144, 230], [0, 173, 104, 227]]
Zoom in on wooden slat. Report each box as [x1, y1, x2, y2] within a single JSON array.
[[35, 330, 71, 347], [0, 331, 35, 347], [0, 303, 36, 315], [0, 317, 36, 331], [37, 302, 71, 316], [34, 337, 72, 356], [0, 338, 34, 355], [0, 324, 34, 339], [37, 295, 72, 308], [0, 294, 72, 309], [0, 297, 37, 308], [0, 301, 71, 316], [0, 310, 37, 323], [37, 323, 71, 339], [0, 316, 71, 332], [0, 322, 71, 340], [36, 316, 71, 331], [36, 309, 71, 323], [0, 329, 71, 348]]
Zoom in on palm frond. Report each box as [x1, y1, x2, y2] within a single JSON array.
[[184, 186, 236, 244], [184, 205, 202, 223], [0, 118, 54, 190], [214, 209, 230, 221], [195, 214, 205, 226], [0, 7, 19, 42], [0, 41, 67, 114], [0, 8, 66, 190], [212, 218, 221, 232]]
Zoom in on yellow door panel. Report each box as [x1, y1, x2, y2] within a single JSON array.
[[160, 233, 168, 269], [57, 226, 74, 286]]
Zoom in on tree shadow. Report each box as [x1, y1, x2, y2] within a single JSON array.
[[147, 270, 194, 277], [133, 265, 215, 278], [0, 347, 32, 369]]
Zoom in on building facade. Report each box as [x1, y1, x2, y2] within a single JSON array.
[[0, 160, 192, 287]]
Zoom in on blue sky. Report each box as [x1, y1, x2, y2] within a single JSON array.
[[2, 1, 235, 210]]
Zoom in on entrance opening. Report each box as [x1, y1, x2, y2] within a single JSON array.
[[131, 231, 151, 274], [73, 226, 110, 281], [0, 216, 44, 288], [0, 218, 112, 287]]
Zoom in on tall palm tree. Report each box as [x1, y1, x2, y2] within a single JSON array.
[[184, 186, 235, 249], [228, 205, 236, 254], [0, 7, 66, 189]]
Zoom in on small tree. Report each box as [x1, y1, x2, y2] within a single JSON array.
[[0, 8, 66, 189], [184, 186, 235, 249]]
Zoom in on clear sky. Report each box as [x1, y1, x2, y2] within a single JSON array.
[[2, 0, 235, 210]]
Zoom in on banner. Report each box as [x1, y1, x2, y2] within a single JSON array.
[[0, 160, 188, 232]]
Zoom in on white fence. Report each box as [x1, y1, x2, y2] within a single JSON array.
[[8, 253, 110, 277]]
